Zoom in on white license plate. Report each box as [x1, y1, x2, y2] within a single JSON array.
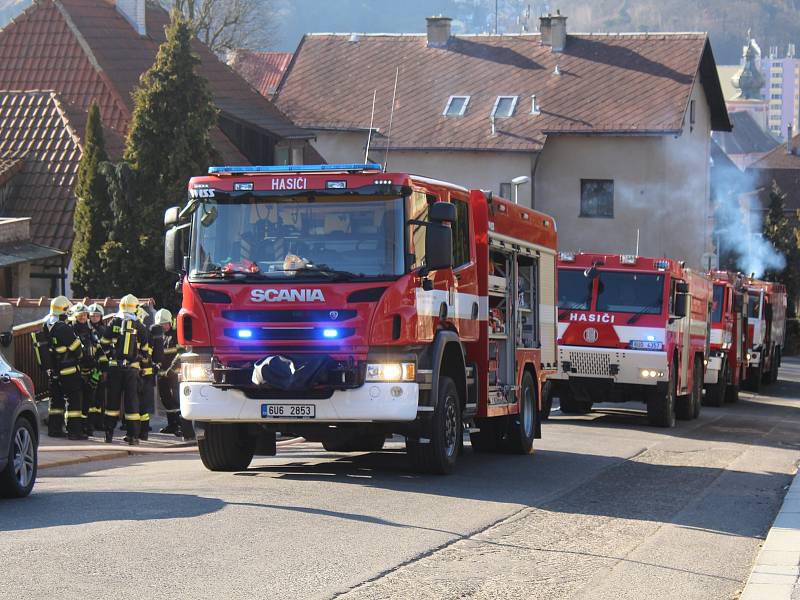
[[261, 404, 316, 419]]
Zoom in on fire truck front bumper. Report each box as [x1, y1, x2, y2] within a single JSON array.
[[704, 353, 725, 385], [551, 346, 668, 386], [747, 350, 761, 368], [180, 382, 420, 423]]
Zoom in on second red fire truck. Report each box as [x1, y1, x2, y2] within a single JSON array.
[[164, 163, 558, 474], [743, 278, 787, 391], [549, 253, 712, 427]]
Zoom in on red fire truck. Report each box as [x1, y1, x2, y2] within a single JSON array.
[[743, 278, 787, 390], [548, 253, 712, 427], [164, 163, 558, 474], [703, 271, 747, 406]]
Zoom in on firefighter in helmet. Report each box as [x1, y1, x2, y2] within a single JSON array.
[[101, 294, 148, 445], [137, 305, 161, 441], [88, 303, 109, 430], [155, 308, 188, 437], [69, 302, 100, 435], [32, 296, 87, 439]]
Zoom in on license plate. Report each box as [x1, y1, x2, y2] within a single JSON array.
[[261, 404, 316, 419]]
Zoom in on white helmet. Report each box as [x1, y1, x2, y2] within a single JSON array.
[[87, 303, 104, 316], [154, 308, 173, 326]]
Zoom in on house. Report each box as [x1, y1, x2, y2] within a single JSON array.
[[228, 50, 293, 99], [746, 134, 800, 212], [713, 111, 778, 169], [0, 0, 317, 293], [275, 14, 732, 268]]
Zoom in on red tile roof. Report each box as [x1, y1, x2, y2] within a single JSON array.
[[0, 156, 24, 187], [747, 135, 800, 170], [0, 91, 83, 252], [276, 33, 730, 152], [229, 50, 293, 98]]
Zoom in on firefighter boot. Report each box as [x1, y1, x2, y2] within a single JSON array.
[[123, 420, 140, 445], [160, 412, 179, 434], [67, 418, 89, 441], [105, 428, 114, 444], [181, 417, 195, 441], [139, 421, 149, 441], [47, 412, 66, 438]]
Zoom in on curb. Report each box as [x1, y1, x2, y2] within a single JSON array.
[[740, 469, 800, 600], [39, 450, 132, 470]]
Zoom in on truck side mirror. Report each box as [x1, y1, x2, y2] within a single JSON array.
[[424, 222, 453, 271], [165, 227, 184, 273], [676, 282, 689, 294], [429, 202, 456, 223], [674, 292, 688, 318], [164, 206, 181, 229]]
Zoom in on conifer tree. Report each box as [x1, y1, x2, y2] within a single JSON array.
[[71, 102, 110, 297], [763, 182, 800, 317]]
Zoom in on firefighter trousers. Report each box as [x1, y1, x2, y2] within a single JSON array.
[[139, 374, 155, 435], [105, 367, 140, 438], [51, 374, 84, 436], [88, 377, 106, 429], [158, 372, 182, 430]]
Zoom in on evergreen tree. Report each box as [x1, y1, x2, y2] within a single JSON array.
[[71, 102, 110, 297], [763, 182, 800, 317], [104, 12, 217, 306]]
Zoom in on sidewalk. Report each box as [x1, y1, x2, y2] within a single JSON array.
[[741, 470, 800, 599]]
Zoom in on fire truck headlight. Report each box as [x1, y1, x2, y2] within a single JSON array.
[[181, 362, 214, 382], [366, 363, 415, 382], [640, 369, 661, 379]]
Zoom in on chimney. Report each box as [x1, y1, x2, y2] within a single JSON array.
[[539, 15, 552, 46], [787, 124, 794, 154], [540, 11, 567, 52], [426, 16, 452, 47], [116, 0, 146, 36]]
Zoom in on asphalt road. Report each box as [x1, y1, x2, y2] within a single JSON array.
[[3, 361, 800, 600]]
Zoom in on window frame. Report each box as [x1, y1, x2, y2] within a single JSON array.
[[443, 95, 471, 117], [491, 95, 518, 118], [579, 178, 614, 219]]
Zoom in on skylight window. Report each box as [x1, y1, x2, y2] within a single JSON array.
[[443, 95, 470, 117], [492, 96, 518, 118]]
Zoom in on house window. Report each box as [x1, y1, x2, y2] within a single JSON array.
[[492, 96, 518, 118], [443, 95, 470, 117], [772, 94, 783, 99], [580, 179, 614, 218], [499, 182, 512, 198]]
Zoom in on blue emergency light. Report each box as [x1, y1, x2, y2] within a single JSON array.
[[322, 328, 339, 339], [208, 163, 383, 174], [237, 329, 253, 339]]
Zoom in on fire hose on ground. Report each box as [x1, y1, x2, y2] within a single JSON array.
[[39, 437, 307, 454]]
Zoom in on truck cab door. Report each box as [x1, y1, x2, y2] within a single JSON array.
[[449, 194, 479, 342]]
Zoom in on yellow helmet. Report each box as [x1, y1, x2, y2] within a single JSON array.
[[50, 295, 71, 316], [154, 308, 173, 325], [119, 294, 139, 313]]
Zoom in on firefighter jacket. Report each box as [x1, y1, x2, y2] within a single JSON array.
[[43, 318, 83, 377], [141, 324, 164, 378], [101, 315, 149, 369], [72, 321, 97, 374], [90, 321, 110, 371], [160, 328, 185, 376]]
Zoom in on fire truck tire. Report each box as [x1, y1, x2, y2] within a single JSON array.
[[540, 381, 553, 421], [322, 434, 386, 452], [558, 388, 592, 415], [198, 423, 255, 472], [506, 372, 536, 455], [745, 366, 762, 392], [691, 357, 703, 419], [703, 361, 727, 407], [647, 367, 676, 428], [725, 383, 739, 403], [407, 376, 460, 474]]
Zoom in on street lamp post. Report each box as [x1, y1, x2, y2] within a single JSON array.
[[512, 175, 531, 204]]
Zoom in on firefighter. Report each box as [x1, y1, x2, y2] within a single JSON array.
[[138, 306, 161, 441], [155, 309, 185, 436], [102, 294, 148, 445], [87, 303, 109, 430], [70, 302, 101, 435], [36, 296, 87, 439]]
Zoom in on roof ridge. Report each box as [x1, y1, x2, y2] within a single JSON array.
[[304, 31, 708, 39]]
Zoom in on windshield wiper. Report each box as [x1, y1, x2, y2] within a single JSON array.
[[558, 300, 590, 319], [286, 264, 360, 281], [627, 300, 662, 324], [192, 266, 264, 280]]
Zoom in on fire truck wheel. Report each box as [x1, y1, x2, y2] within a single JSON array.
[[725, 383, 739, 403], [407, 376, 460, 474], [745, 366, 762, 393], [691, 357, 703, 419], [198, 423, 255, 472], [558, 389, 592, 415], [540, 381, 554, 421], [703, 361, 727, 407], [647, 367, 676, 428], [506, 371, 536, 455]]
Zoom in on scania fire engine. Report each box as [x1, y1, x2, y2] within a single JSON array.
[[549, 253, 712, 427], [164, 163, 558, 474], [703, 271, 747, 406], [743, 278, 787, 391]]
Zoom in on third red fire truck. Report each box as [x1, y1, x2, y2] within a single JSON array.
[[164, 163, 558, 474], [703, 271, 747, 406], [743, 278, 787, 391], [549, 253, 712, 427]]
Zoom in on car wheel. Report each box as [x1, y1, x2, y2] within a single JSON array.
[[0, 417, 37, 498]]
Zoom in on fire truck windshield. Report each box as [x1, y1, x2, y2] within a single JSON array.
[[596, 272, 664, 315], [189, 196, 405, 280], [557, 269, 592, 310], [711, 284, 725, 322], [748, 296, 761, 318]]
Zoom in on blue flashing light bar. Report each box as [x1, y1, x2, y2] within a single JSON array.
[[237, 329, 253, 339], [322, 328, 339, 339], [208, 163, 383, 174]]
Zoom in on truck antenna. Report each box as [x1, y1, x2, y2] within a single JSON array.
[[383, 67, 400, 172], [635, 228, 640, 257], [364, 89, 377, 164]]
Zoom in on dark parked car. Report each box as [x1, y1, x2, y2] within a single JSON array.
[[0, 354, 38, 498]]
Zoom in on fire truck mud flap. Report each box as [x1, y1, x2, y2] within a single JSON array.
[[180, 382, 419, 422]]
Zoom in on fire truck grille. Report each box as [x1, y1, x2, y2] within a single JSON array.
[[222, 309, 356, 323], [567, 351, 611, 377]]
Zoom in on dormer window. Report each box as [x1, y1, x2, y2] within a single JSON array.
[[492, 96, 518, 118], [444, 95, 470, 117]]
